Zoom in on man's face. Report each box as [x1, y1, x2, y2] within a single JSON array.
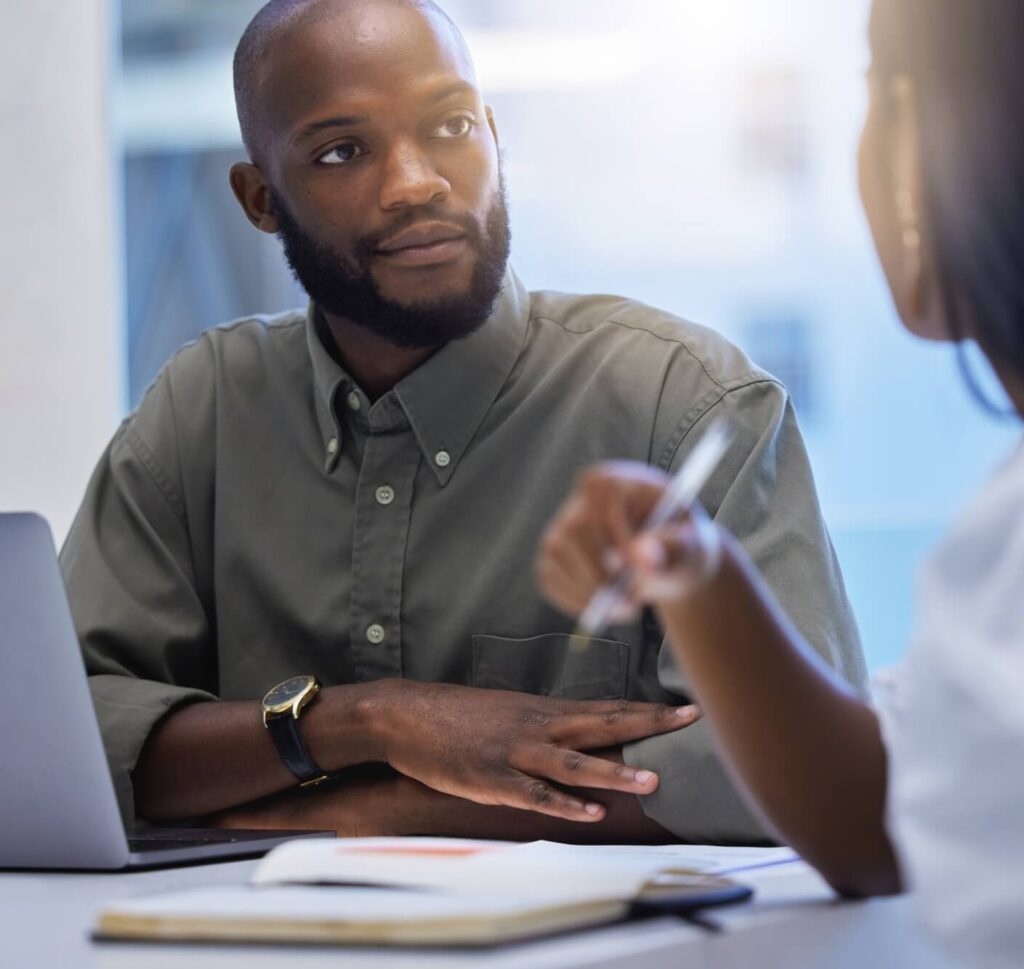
[[246, 1, 510, 347]]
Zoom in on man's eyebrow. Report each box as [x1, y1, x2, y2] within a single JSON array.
[[289, 84, 476, 146], [428, 81, 477, 103], [291, 115, 368, 146]]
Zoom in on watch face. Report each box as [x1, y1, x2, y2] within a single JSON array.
[[264, 675, 315, 710]]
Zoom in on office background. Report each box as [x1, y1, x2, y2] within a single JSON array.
[[2, 0, 1017, 670]]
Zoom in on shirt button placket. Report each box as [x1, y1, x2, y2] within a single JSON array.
[[350, 425, 419, 681]]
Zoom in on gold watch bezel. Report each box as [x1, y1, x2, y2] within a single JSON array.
[[261, 675, 321, 726]]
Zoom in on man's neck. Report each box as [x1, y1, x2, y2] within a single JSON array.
[[322, 312, 439, 402]]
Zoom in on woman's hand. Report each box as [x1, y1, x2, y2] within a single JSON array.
[[536, 461, 723, 620]]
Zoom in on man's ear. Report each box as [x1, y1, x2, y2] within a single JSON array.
[[229, 162, 279, 234], [485, 105, 500, 149]]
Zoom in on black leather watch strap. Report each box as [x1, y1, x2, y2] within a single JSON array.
[[265, 713, 329, 786]]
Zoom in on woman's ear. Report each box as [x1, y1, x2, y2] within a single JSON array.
[[229, 162, 279, 234], [888, 76, 929, 321]]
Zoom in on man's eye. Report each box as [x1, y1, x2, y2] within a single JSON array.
[[317, 143, 366, 166], [433, 115, 476, 139]]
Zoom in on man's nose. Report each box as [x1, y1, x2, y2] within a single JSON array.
[[379, 142, 450, 210]]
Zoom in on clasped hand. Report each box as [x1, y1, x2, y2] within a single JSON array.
[[376, 681, 698, 822]]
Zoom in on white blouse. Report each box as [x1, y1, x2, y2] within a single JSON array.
[[875, 442, 1024, 969]]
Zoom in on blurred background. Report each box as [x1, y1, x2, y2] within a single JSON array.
[[2, 0, 1017, 669]]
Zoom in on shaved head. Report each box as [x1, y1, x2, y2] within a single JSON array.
[[233, 0, 470, 162], [227, 0, 507, 349]]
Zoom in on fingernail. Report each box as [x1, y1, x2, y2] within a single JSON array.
[[601, 549, 624, 573], [611, 602, 639, 623], [676, 705, 697, 719], [634, 770, 655, 785], [584, 803, 603, 817], [636, 536, 665, 569]]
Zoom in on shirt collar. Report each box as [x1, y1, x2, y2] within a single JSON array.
[[306, 303, 348, 473], [305, 268, 530, 482]]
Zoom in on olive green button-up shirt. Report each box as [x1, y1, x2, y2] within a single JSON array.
[[61, 269, 866, 841]]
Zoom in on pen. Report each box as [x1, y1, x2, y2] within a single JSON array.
[[570, 418, 734, 650]]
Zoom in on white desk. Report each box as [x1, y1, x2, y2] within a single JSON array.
[[1, 858, 959, 969]]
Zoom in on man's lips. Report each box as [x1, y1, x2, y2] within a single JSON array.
[[374, 222, 469, 267]]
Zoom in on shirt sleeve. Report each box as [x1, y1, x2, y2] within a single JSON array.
[[60, 367, 218, 826], [623, 378, 867, 843]]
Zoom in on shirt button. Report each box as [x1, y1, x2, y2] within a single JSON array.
[[366, 624, 386, 645], [327, 437, 338, 455], [375, 485, 395, 506], [347, 391, 361, 412], [434, 450, 451, 468]]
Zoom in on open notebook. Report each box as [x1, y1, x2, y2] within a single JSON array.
[[95, 839, 793, 947]]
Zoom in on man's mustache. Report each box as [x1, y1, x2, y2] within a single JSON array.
[[358, 208, 482, 257]]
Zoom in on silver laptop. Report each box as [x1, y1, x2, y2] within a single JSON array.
[[0, 512, 331, 870]]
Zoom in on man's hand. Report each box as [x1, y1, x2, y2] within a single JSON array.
[[216, 760, 676, 844], [370, 680, 698, 823], [134, 676, 695, 825]]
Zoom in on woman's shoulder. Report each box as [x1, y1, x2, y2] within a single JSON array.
[[926, 439, 1024, 590], [915, 440, 1024, 664], [878, 438, 1024, 745], [910, 441, 1024, 711]]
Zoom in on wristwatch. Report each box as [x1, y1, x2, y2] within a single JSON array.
[[261, 675, 332, 788]]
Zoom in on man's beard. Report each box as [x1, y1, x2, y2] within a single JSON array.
[[273, 173, 511, 350]]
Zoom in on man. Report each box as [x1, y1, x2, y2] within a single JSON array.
[[64, 0, 866, 844]]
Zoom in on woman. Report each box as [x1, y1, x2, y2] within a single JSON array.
[[537, 1, 1024, 965]]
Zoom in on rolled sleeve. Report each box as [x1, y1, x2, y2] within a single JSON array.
[[87, 675, 214, 826], [60, 372, 218, 825], [625, 379, 866, 843]]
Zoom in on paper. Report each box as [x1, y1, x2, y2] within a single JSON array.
[[564, 842, 799, 875], [97, 839, 779, 948], [96, 885, 628, 946], [251, 837, 795, 899]]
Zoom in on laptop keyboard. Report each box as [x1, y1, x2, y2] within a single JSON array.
[[128, 829, 254, 852]]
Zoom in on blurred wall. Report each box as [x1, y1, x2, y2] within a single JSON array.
[[0, 0, 123, 542]]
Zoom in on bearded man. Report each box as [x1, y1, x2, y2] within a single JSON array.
[[64, 0, 866, 844]]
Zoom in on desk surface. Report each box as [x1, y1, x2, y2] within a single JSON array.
[[1, 857, 958, 969]]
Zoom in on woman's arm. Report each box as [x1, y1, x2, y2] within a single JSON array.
[[655, 533, 899, 896], [538, 464, 901, 897]]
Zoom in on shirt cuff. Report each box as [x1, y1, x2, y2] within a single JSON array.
[[623, 718, 772, 844], [88, 674, 217, 827]]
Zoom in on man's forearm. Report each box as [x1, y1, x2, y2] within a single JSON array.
[[217, 754, 677, 844], [135, 677, 694, 825], [132, 681, 391, 821]]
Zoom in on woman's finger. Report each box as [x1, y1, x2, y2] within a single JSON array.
[[629, 512, 723, 602], [537, 550, 594, 614]]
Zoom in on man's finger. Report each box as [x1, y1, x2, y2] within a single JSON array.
[[513, 745, 660, 794], [551, 702, 700, 746], [489, 770, 606, 822]]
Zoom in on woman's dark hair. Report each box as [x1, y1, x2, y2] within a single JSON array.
[[873, 0, 1024, 410]]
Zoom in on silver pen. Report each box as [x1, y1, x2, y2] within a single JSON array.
[[570, 419, 734, 650]]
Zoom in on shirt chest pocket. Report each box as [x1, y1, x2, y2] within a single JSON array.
[[471, 634, 628, 700]]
